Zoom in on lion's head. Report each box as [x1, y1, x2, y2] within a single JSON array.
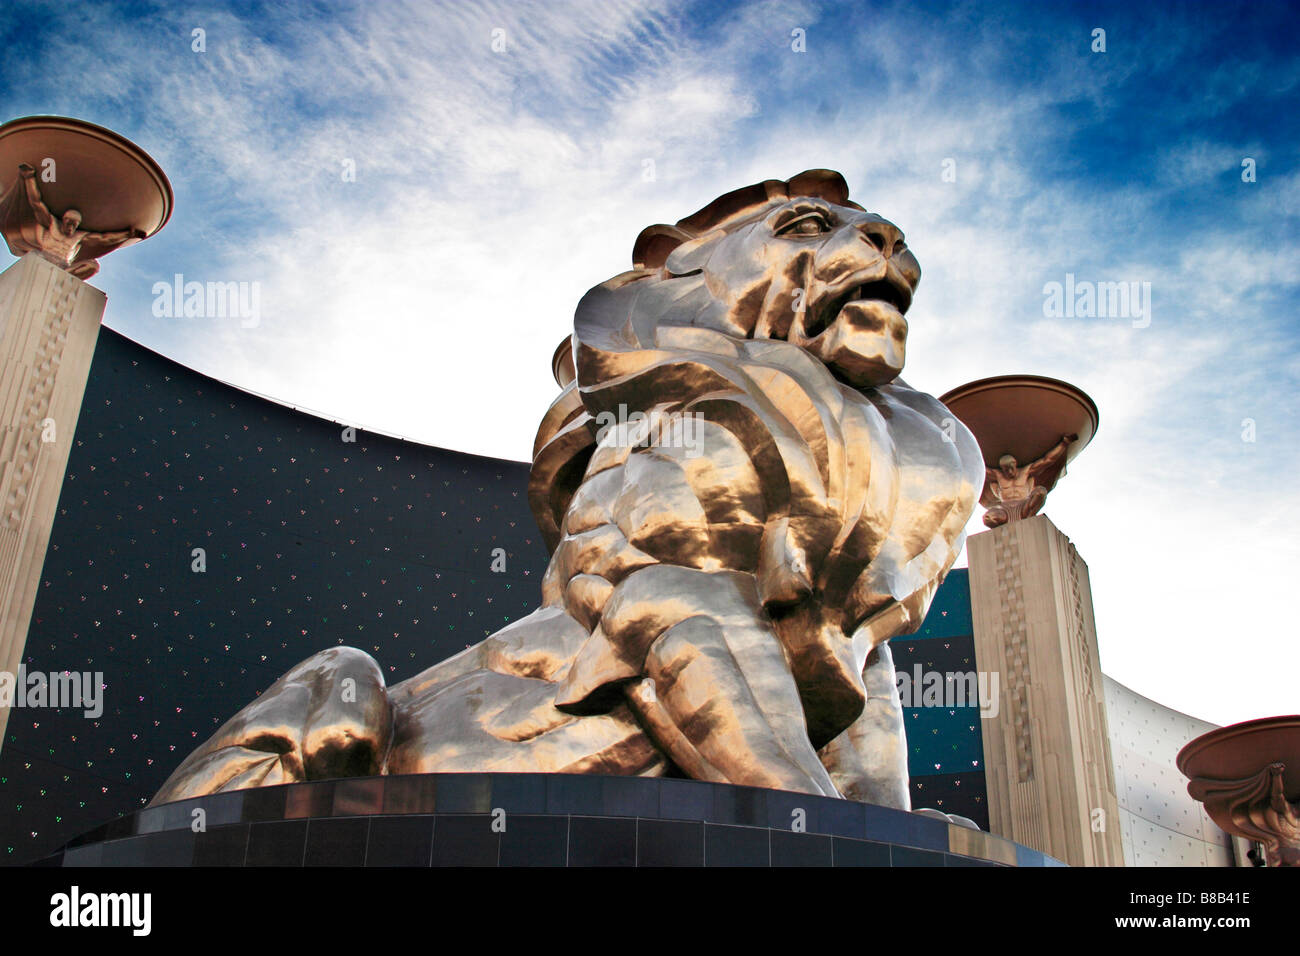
[[629, 168, 919, 388], [532, 170, 940, 551]]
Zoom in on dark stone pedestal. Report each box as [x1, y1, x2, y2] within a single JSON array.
[[40, 773, 1062, 867]]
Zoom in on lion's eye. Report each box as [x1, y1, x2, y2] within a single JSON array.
[[778, 213, 832, 237]]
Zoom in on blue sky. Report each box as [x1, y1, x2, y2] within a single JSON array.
[[2, 0, 1297, 725]]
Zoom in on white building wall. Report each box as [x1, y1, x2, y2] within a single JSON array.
[[1102, 675, 1234, 867]]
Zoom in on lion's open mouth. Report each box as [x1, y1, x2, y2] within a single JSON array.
[[854, 278, 911, 314], [804, 275, 913, 339]]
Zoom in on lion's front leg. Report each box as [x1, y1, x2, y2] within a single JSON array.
[[556, 565, 839, 797], [817, 642, 910, 808], [150, 647, 393, 804], [637, 614, 841, 796]]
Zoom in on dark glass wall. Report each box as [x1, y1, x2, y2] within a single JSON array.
[[0, 328, 985, 863]]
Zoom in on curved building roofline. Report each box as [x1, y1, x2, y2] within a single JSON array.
[[98, 322, 534, 469], [1101, 671, 1220, 730]]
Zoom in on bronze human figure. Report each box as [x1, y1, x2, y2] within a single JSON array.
[[0, 163, 144, 279], [980, 434, 1076, 528]]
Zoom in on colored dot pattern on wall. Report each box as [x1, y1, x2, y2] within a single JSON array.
[[892, 571, 990, 829], [0, 328, 547, 863]]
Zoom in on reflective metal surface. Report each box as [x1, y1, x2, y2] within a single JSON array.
[[977, 434, 1075, 527], [1178, 716, 1300, 867], [0, 115, 172, 278], [939, 375, 1097, 529], [73, 772, 1057, 867], [153, 169, 983, 806]]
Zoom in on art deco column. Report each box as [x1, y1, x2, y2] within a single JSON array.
[[0, 255, 107, 727], [0, 116, 171, 748], [943, 375, 1123, 867]]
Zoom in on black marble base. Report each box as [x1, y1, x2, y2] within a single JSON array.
[[39, 773, 1062, 867]]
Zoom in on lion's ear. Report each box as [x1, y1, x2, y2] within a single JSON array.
[[662, 232, 721, 275], [632, 224, 693, 271], [787, 169, 852, 206]]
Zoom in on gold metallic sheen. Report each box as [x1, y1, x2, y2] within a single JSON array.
[[152, 170, 982, 807], [0, 116, 172, 278], [1179, 716, 1300, 867], [939, 375, 1098, 529]]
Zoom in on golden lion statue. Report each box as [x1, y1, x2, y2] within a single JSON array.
[[152, 169, 983, 807]]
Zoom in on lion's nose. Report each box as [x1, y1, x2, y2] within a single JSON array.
[[858, 218, 904, 258]]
